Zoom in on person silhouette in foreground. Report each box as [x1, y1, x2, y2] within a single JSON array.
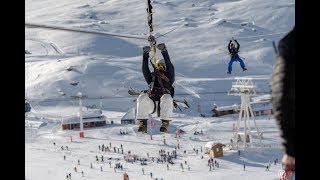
[[270, 26, 295, 180]]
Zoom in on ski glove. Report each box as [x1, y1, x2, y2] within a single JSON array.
[[143, 46, 151, 53], [148, 35, 156, 43], [157, 43, 166, 51]]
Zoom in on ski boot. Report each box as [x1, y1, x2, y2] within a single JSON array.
[[137, 119, 148, 134], [160, 119, 170, 133], [242, 67, 247, 71], [227, 71, 231, 74]]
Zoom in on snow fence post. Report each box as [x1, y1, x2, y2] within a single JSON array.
[[149, 114, 153, 140]]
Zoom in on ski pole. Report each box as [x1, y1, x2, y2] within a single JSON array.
[[272, 41, 278, 54], [219, 48, 246, 59], [239, 56, 246, 60], [217, 48, 230, 55]]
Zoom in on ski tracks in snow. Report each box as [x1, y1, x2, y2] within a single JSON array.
[[25, 38, 64, 57]]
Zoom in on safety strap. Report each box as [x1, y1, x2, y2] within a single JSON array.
[[146, 0, 157, 66], [149, 71, 171, 95]]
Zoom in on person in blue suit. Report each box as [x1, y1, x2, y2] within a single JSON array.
[[227, 39, 247, 74]]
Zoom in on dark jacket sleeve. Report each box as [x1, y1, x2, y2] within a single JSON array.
[[228, 41, 232, 53], [235, 40, 240, 51], [270, 27, 295, 157], [161, 50, 175, 85], [142, 53, 152, 85]]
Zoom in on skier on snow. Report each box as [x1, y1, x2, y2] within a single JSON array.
[[136, 41, 175, 133], [227, 38, 247, 74]]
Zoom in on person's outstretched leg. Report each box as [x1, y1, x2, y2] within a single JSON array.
[[136, 93, 155, 133], [237, 57, 247, 71], [159, 94, 173, 133], [228, 57, 235, 73]]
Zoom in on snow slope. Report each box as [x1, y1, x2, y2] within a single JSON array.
[[25, 0, 294, 114]]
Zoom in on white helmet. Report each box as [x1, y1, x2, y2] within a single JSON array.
[[156, 59, 166, 70]]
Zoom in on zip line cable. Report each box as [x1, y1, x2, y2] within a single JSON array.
[[155, 23, 184, 39], [25, 24, 287, 46], [25, 23, 289, 42], [234, 31, 288, 39], [26, 91, 270, 102], [25, 21, 182, 42], [25, 22, 147, 40]]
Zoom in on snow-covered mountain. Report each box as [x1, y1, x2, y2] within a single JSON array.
[[25, 0, 294, 115]]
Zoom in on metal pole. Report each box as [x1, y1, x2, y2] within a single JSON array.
[[150, 115, 153, 140], [79, 92, 84, 138], [237, 96, 244, 149], [248, 104, 262, 145], [244, 94, 251, 148], [244, 94, 247, 150], [148, 114, 153, 140]]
